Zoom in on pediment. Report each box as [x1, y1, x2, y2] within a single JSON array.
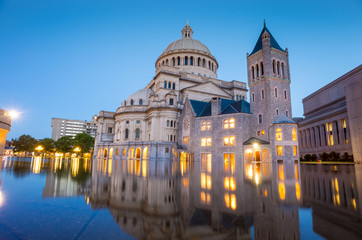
[[182, 81, 231, 98]]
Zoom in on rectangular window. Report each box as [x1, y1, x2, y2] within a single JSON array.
[[261, 90, 264, 99], [201, 153, 212, 173], [252, 93, 255, 102], [293, 146, 297, 156], [183, 136, 190, 144], [326, 123, 334, 146], [278, 163, 284, 180], [201, 137, 212, 146], [342, 119, 348, 143], [261, 130, 265, 135], [224, 153, 235, 173], [136, 120, 141, 124], [108, 127, 112, 133], [169, 98, 174, 105], [223, 118, 235, 129], [277, 146, 283, 156], [335, 121, 340, 144], [201, 121, 211, 131], [223, 136, 235, 146], [276, 128, 282, 141]]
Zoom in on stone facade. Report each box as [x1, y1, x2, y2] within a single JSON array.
[[298, 65, 362, 162], [0, 109, 12, 155]]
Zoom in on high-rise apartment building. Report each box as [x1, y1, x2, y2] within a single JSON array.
[[51, 115, 97, 140]]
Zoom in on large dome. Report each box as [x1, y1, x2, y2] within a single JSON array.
[[163, 38, 211, 54], [162, 23, 211, 55]]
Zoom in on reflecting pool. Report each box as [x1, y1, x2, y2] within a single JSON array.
[[0, 156, 361, 240]]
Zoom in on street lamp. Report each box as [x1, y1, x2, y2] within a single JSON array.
[[35, 145, 43, 156], [73, 147, 81, 157]]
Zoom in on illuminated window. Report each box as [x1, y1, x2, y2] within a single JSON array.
[[201, 173, 212, 190], [261, 130, 265, 135], [276, 128, 282, 141], [292, 129, 297, 141], [278, 163, 284, 180], [279, 183, 285, 200], [122, 149, 126, 156], [223, 118, 235, 129], [201, 137, 212, 146], [201, 121, 211, 131], [183, 136, 190, 144], [223, 136, 235, 146], [201, 191, 211, 205], [326, 122, 334, 146], [224, 153, 235, 173], [342, 119, 348, 143], [277, 146, 283, 156], [224, 193, 237, 210], [294, 163, 299, 180], [201, 153, 212, 173], [295, 182, 301, 200], [293, 146, 297, 156], [224, 177, 236, 191]]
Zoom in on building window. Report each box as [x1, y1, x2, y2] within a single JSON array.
[[185, 56, 188, 65], [136, 120, 141, 124], [190, 57, 194, 65], [168, 82, 171, 89], [273, 60, 276, 73], [275, 88, 278, 98], [223, 136, 235, 146], [201, 137, 212, 147], [164, 81, 167, 88], [172, 82, 175, 90], [261, 90, 264, 99], [261, 62, 264, 75], [108, 127, 112, 133], [252, 93, 255, 102], [165, 147, 169, 153], [326, 122, 334, 146], [286, 111, 288, 117], [169, 98, 174, 105], [276, 128, 282, 141], [293, 146, 297, 156], [201, 153, 212, 172], [276, 109, 279, 115], [223, 118, 235, 129], [139, 99, 143, 105], [167, 120, 170, 127], [183, 136, 190, 144], [126, 120, 129, 124], [123, 149, 126, 156], [335, 121, 340, 144], [342, 119, 348, 143], [277, 146, 283, 156], [284, 90, 287, 99], [252, 66, 255, 79], [201, 121, 211, 131], [292, 129, 297, 141], [125, 129, 129, 139], [177, 57, 180, 65], [258, 114, 262, 124], [135, 128, 140, 139]]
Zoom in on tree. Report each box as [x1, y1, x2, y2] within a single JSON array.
[[12, 134, 38, 153], [40, 138, 55, 153], [55, 136, 73, 153], [73, 133, 95, 153]]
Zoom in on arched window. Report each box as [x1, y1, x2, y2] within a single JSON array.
[[172, 82, 175, 90], [284, 90, 287, 99], [258, 114, 262, 124], [292, 129, 297, 141], [168, 82, 171, 89], [177, 57, 180, 66], [281, 62, 285, 76], [286, 110, 288, 117], [185, 56, 188, 65], [142, 147, 148, 160], [252, 66, 255, 79], [139, 99, 143, 105], [276, 109, 279, 115], [164, 81, 167, 88], [261, 62, 264, 75], [135, 128, 140, 139], [198, 58, 201, 66], [162, 60, 164, 65], [135, 148, 141, 159], [167, 120, 170, 127], [275, 88, 278, 98], [261, 89, 264, 99], [276, 128, 282, 141], [252, 93, 255, 102], [103, 148, 108, 158], [128, 148, 134, 158], [277, 61, 280, 75], [208, 61, 211, 69], [130, 99, 134, 105], [166, 59, 169, 66], [256, 64, 259, 77], [190, 56, 193, 65], [172, 58, 175, 66], [273, 60, 276, 73], [125, 129, 129, 139], [203, 59, 206, 67], [170, 121, 173, 128]]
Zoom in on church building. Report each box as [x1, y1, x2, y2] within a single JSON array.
[[95, 23, 299, 163]]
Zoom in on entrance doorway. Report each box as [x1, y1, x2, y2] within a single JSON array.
[[255, 151, 261, 162]]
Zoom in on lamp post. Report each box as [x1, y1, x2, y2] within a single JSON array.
[[35, 145, 43, 156]]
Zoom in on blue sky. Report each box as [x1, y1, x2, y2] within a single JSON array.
[[1, 0, 361, 139]]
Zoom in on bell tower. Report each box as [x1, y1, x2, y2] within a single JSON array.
[[247, 22, 292, 140]]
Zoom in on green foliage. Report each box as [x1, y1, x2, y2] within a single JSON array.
[[73, 133, 94, 153], [55, 136, 73, 153], [311, 154, 318, 161], [12, 134, 38, 152], [320, 152, 329, 161], [329, 151, 340, 161], [304, 154, 312, 161], [40, 138, 55, 153]]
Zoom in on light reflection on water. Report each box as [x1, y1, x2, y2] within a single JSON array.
[[0, 155, 361, 239]]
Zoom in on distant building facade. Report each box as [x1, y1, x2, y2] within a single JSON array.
[[51, 115, 97, 140], [0, 109, 12, 155], [298, 65, 362, 162], [95, 23, 299, 163]]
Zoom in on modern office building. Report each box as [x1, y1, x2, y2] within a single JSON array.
[[51, 115, 97, 140], [298, 65, 362, 162], [0, 109, 12, 155]]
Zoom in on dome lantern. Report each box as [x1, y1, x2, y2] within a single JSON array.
[[181, 21, 193, 38]]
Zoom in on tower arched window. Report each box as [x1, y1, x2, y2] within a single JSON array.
[[252, 93, 255, 102], [185, 56, 188, 65], [125, 129, 129, 139], [190, 57, 193, 65], [275, 88, 278, 98], [198, 58, 201, 66], [261, 62, 264, 75], [139, 99, 143, 105], [172, 82, 175, 90], [252, 66, 255, 79], [284, 90, 287, 99], [211, 63, 214, 71], [172, 58, 175, 66], [276, 109, 279, 115], [208, 61, 211, 69], [177, 57, 180, 66], [281, 63, 285, 77], [286, 110, 289, 117], [256, 64, 259, 77], [273, 60, 276, 74], [277, 61, 280, 75], [258, 114, 262, 124], [130, 99, 134, 105], [170, 121, 173, 127], [135, 128, 140, 139], [261, 89, 264, 99]]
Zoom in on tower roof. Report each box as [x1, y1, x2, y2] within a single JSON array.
[[249, 23, 285, 56]]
